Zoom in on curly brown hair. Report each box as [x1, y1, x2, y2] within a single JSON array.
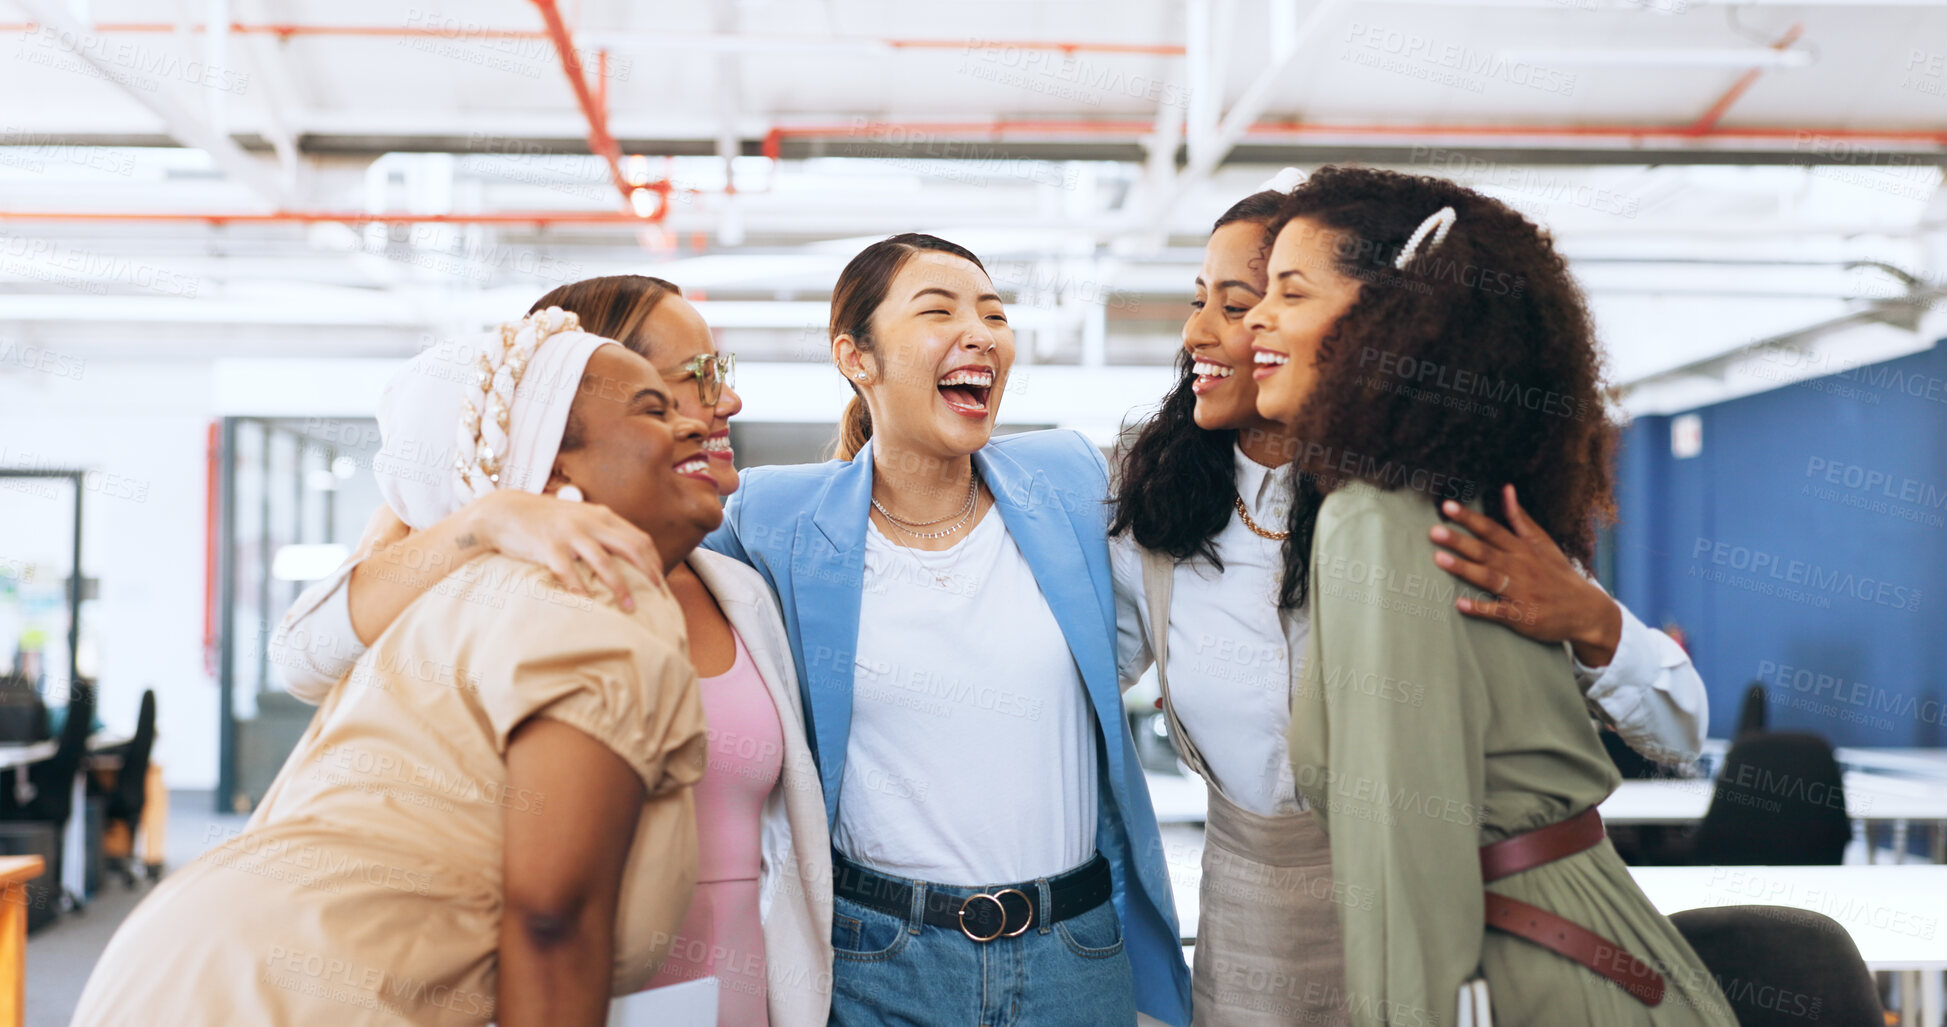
[[1266, 165, 1615, 607]]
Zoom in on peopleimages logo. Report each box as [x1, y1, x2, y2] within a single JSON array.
[[1690, 536, 1922, 612]]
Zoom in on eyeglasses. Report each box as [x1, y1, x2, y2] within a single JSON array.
[[667, 352, 737, 407]]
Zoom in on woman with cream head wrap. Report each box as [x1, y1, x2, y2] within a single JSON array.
[[73, 310, 724, 1027], [269, 278, 836, 1027]]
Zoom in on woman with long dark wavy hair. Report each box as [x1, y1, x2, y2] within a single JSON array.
[[1109, 181, 1713, 1026], [1246, 166, 1733, 1025]]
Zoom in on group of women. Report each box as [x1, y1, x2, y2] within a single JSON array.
[[72, 165, 1737, 1027]]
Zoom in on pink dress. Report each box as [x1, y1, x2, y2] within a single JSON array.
[[646, 634, 783, 1027]]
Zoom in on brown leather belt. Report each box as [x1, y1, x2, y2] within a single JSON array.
[[1478, 807, 1666, 1007]]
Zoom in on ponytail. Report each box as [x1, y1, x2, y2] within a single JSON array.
[[834, 392, 873, 460]]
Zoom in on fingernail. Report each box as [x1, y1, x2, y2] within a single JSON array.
[[1430, 526, 1448, 540], [1443, 501, 1460, 514], [1456, 598, 1471, 612], [623, 596, 635, 612], [1434, 552, 1452, 566]]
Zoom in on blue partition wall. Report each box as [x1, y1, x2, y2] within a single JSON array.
[[1614, 341, 1947, 748]]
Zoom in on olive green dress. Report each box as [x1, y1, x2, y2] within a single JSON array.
[[1288, 483, 1735, 1027]]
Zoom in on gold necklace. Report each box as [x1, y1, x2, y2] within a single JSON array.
[[1233, 493, 1289, 541]]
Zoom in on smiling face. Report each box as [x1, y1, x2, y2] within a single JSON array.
[[635, 295, 744, 496], [1245, 217, 1365, 427], [835, 250, 1014, 461], [549, 345, 723, 572], [1186, 221, 1274, 431]]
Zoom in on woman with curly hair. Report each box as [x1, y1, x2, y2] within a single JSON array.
[[1245, 166, 1734, 1026], [1109, 180, 1714, 1026]]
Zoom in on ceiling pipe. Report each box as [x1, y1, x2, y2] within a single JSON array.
[[1685, 23, 1804, 137], [526, 0, 640, 216], [0, 211, 655, 225], [0, 21, 1187, 55], [762, 117, 1947, 160]]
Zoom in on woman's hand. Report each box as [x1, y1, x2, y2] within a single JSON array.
[[465, 490, 664, 610], [1428, 483, 1623, 668]]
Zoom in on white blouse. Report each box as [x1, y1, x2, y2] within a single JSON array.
[[1113, 444, 1711, 818]]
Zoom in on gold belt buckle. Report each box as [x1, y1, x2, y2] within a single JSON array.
[[958, 893, 1007, 942], [958, 888, 1034, 942]]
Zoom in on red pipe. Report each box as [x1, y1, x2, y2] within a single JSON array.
[[526, 0, 635, 212], [202, 419, 219, 677], [0, 210, 659, 225], [1687, 23, 1803, 137]]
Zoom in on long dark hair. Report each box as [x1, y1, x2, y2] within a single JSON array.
[[1109, 189, 1288, 570], [828, 233, 989, 460], [1267, 165, 1615, 607]]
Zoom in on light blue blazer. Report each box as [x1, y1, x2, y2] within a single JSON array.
[[703, 429, 1194, 1026]]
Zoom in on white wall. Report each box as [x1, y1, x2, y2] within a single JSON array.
[[0, 358, 219, 788]]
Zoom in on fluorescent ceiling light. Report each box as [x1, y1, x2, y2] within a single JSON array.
[[1495, 48, 1814, 68]]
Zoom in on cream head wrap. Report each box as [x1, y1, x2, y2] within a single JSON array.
[[373, 306, 618, 530]]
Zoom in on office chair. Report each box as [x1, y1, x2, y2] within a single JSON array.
[[1691, 731, 1850, 866], [1734, 682, 1768, 740], [0, 677, 95, 919], [95, 689, 157, 885], [1670, 905, 1882, 1026]]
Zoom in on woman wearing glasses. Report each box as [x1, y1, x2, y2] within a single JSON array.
[[269, 276, 832, 1027]]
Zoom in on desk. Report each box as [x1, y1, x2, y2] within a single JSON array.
[[0, 855, 43, 1027], [1600, 773, 1947, 825], [1702, 740, 1947, 781], [1837, 748, 1947, 780], [1600, 773, 1947, 864], [1168, 859, 1947, 1026], [1146, 772, 1208, 825], [0, 734, 132, 906], [0, 745, 54, 774]]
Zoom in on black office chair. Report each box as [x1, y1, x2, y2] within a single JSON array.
[[94, 689, 157, 885], [0, 677, 96, 912], [1690, 731, 1850, 866], [0, 671, 50, 743], [1670, 906, 1883, 1026], [1734, 681, 1769, 740]]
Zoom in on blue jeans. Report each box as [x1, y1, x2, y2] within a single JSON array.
[[827, 862, 1137, 1026]]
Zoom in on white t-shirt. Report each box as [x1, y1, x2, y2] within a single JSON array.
[[834, 510, 1098, 884]]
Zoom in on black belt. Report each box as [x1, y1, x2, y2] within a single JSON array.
[[832, 852, 1114, 943]]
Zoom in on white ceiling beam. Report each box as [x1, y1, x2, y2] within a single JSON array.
[[1115, 0, 1350, 239], [10, 0, 288, 206], [231, 0, 304, 187], [1495, 47, 1816, 68]]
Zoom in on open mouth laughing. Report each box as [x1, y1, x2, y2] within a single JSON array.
[[672, 452, 714, 485], [936, 365, 995, 417], [1191, 359, 1234, 395], [1251, 347, 1289, 380]]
